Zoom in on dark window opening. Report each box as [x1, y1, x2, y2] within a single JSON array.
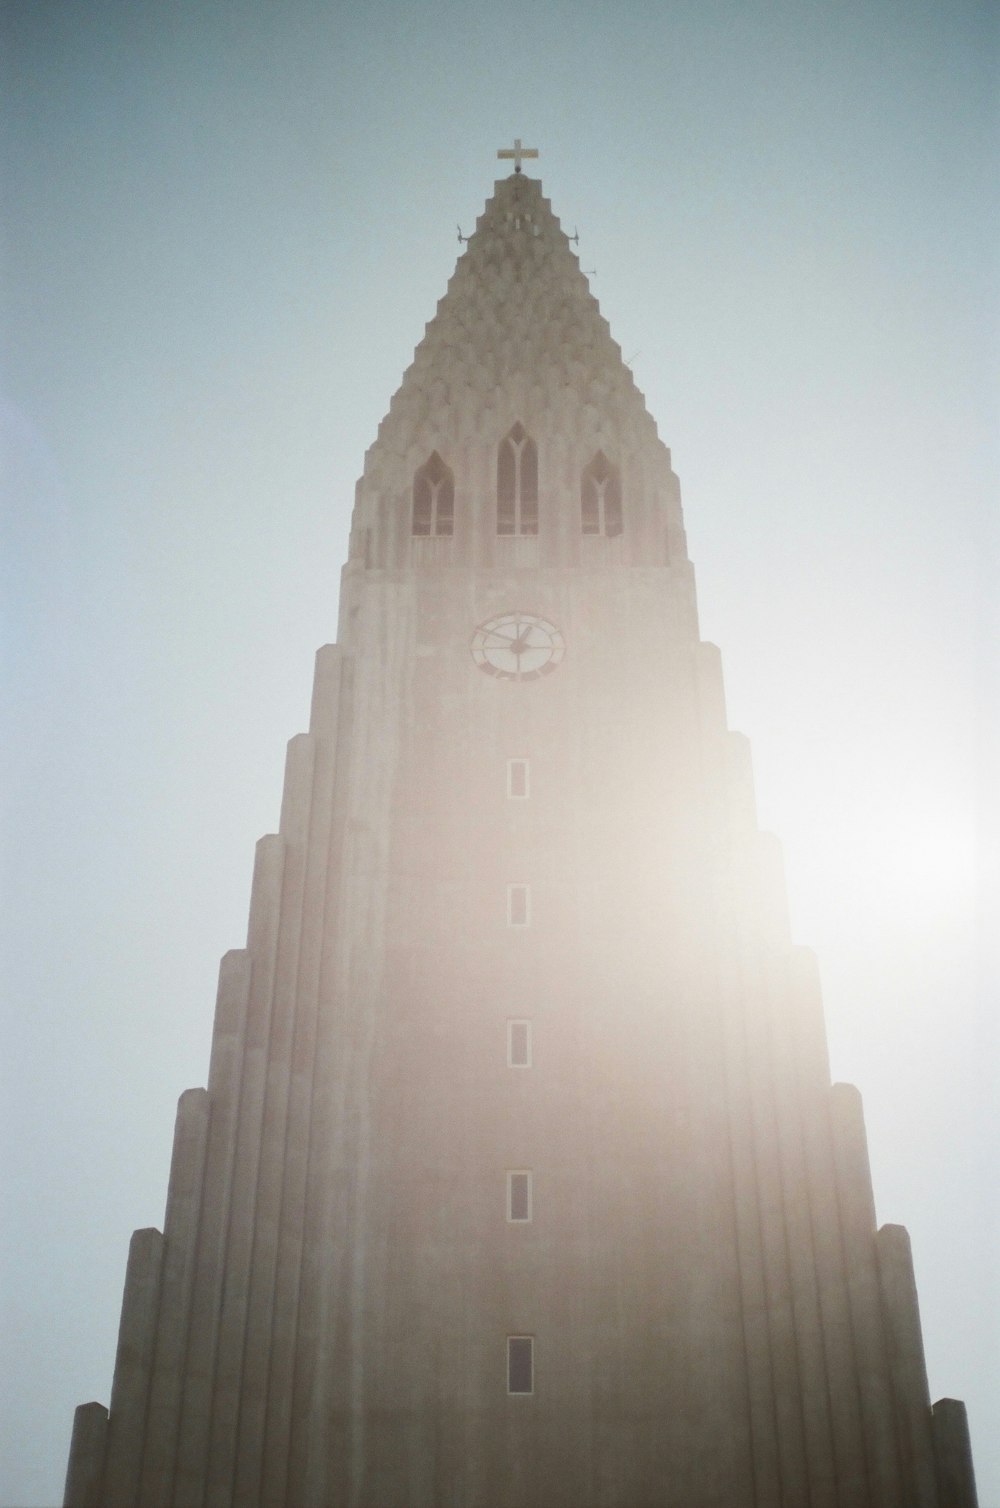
[[508, 1336, 534, 1394], [412, 452, 454, 536], [581, 452, 622, 537], [508, 1171, 531, 1221], [497, 424, 539, 536], [508, 759, 529, 799], [508, 885, 530, 926], [508, 1020, 531, 1067]]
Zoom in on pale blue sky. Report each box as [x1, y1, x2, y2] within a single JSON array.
[[2, 2, 996, 1503]]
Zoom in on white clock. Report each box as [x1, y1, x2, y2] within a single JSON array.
[[470, 613, 565, 681]]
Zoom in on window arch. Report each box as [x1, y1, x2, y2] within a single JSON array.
[[581, 452, 622, 537], [497, 423, 538, 536], [412, 452, 454, 536]]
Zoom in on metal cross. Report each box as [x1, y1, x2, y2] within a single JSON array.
[[497, 138, 539, 173]]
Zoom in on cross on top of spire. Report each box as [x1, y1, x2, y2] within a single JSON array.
[[497, 138, 539, 174]]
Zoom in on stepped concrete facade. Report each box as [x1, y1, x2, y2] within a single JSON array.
[[64, 170, 979, 1508]]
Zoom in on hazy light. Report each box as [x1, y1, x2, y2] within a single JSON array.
[[794, 788, 976, 918]]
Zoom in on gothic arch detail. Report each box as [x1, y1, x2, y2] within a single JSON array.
[[412, 451, 454, 536], [581, 451, 622, 537], [497, 423, 538, 536]]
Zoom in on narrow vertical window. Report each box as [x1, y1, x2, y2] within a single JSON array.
[[497, 423, 539, 536], [507, 1019, 532, 1067], [507, 1170, 532, 1222], [497, 431, 517, 535], [507, 884, 530, 927], [507, 1336, 534, 1394], [519, 432, 538, 534], [412, 451, 454, 536], [581, 451, 622, 537], [507, 758, 529, 799]]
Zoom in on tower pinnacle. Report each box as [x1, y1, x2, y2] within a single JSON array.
[[496, 136, 538, 172]]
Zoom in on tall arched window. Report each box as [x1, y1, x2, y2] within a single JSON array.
[[412, 452, 454, 536], [581, 452, 622, 537], [497, 423, 538, 536]]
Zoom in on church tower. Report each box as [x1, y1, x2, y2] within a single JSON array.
[[64, 159, 978, 1508]]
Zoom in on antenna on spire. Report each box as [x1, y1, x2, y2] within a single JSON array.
[[457, 225, 469, 243], [497, 138, 539, 174], [570, 228, 580, 246]]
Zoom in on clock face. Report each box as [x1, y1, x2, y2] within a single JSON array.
[[470, 613, 566, 681]]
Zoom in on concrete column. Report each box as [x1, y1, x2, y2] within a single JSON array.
[[785, 940, 879, 1508], [288, 651, 357, 1508], [759, 961, 840, 1508], [719, 961, 785, 1508], [668, 919, 758, 1502], [203, 832, 286, 1507], [234, 732, 317, 1506], [63, 1402, 107, 1508], [876, 1223, 941, 1506], [279, 731, 317, 844], [691, 654, 778, 1505], [138, 1087, 210, 1504], [695, 641, 727, 737], [730, 1137, 784, 1505], [301, 598, 407, 1507], [722, 922, 813, 1508], [932, 1397, 979, 1508], [703, 690, 784, 1507], [787, 948, 830, 1093], [309, 642, 345, 737], [173, 949, 252, 1503], [261, 649, 344, 1508], [784, 983, 878, 1508], [101, 1227, 164, 1508], [724, 732, 758, 831], [207, 947, 254, 1103], [827, 1083, 905, 1506], [755, 831, 791, 952]]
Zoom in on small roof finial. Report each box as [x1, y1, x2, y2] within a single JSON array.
[[497, 137, 539, 174]]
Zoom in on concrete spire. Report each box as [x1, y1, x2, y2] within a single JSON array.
[[367, 175, 658, 476]]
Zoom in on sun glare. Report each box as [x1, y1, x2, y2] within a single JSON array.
[[857, 800, 977, 909], [773, 775, 977, 939]]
